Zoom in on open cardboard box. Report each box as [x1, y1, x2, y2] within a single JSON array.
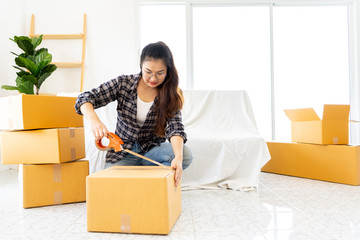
[[284, 104, 350, 145]]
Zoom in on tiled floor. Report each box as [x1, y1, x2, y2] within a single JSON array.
[[1, 170, 360, 240]]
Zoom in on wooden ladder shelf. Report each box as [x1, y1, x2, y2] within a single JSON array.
[[29, 14, 87, 92]]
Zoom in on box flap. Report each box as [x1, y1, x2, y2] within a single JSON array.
[[284, 108, 320, 121], [323, 104, 350, 121]]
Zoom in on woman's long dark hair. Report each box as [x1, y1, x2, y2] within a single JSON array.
[[140, 41, 183, 137]]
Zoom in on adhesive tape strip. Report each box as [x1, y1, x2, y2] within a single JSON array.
[[71, 148, 76, 160], [54, 191, 63, 205], [70, 128, 75, 138], [120, 214, 131, 233], [53, 164, 61, 183]]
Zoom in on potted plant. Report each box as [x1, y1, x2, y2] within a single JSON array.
[[1, 35, 57, 95]]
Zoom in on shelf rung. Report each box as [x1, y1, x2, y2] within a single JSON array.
[[29, 34, 83, 39], [52, 62, 82, 68]]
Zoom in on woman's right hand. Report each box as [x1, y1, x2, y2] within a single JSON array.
[[80, 102, 109, 140], [89, 118, 109, 140]]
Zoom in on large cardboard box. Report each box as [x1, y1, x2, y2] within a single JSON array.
[[262, 142, 360, 185], [19, 160, 89, 208], [86, 166, 181, 235], [284, 104, 350, 144], [0, 127, 85, 164], [0, 94, 83, 130]]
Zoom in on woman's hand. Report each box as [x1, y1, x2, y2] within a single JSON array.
[[89, 118, 109, 140], [171, 156, 183, 187], [80, 102, 109, 139]]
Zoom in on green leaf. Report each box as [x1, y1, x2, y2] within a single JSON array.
[[16, 71, 30, 77], [27, 55, 36, 63], [10, 51, 19, 56], [18, 81, 34, 94], [15, 57, 26, 68], [13, 65, 25, 72], [35, 50, 52, 74], [35, 48, 48, 56], [22, 74, 38, 85], [16, 76, 34, 94], [1, 85, 18, 91], [17, 56, 38, 76], [37, 64, 57, 88], [13, 36, 34, 55], [31, 35, 43, 49], [40, 63, 57, 75]]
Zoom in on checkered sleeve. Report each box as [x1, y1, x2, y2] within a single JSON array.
[[75, 78, 120, 115], [165, 110, 187, 143]]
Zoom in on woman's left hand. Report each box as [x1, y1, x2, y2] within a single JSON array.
[[171, 156, 183, 187]]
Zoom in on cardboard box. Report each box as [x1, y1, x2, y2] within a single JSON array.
[[0, 127, 85, 164], [262, 142, 360, 185], [86, 166, 181, 235], [19, 160, 89, 208], [284, 104, 350, 144], [0, 94, 83, 130]]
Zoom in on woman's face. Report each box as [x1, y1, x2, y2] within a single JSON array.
[[141, 58, 167, 88]]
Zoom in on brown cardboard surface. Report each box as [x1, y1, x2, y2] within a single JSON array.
[[0, 127, 85, 164], [0, 94, 83, 130], [284, 104, 350, 144], [21, 160, 89, 208], [86, 166, 181, 235], [262, 142, 360, 185]]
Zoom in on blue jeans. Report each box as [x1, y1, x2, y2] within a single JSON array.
[[103, 142, 192, 169]]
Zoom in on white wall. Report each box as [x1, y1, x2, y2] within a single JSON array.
[[0, 0, 140, 170], [0, 0, 140, 96]]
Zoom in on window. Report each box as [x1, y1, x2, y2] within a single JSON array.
[[192, 6, 272, 139], [273, 5, 350, 141], [140, 4, 187, 89], [140, 2, 354, 141]]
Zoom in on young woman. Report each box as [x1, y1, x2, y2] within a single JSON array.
[[75, 42, 192, 186]]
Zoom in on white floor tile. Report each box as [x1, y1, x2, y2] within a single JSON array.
[[262, 229, 337, 240], [195, 230, 266, 240], [3, 169, 360, 240]]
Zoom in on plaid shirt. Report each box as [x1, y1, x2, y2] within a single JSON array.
[[75, 73, 187, 163]]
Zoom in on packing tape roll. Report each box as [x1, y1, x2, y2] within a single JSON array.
[[120, 215, 131, 233], [71, 148, 76, 160], [53, 164, 61, 183], [70, 128, 75, 138], [54, 191, 63, 205]]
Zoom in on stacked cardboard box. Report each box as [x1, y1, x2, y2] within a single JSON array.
[[261, 104, 360, 185], [0, 94, 89, 208]]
